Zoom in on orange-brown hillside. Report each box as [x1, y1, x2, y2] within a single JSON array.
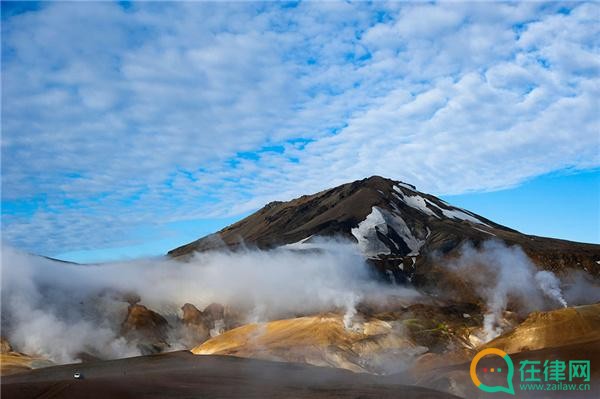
[[191, 314, 422, 373], [482, 302, 600, 354]]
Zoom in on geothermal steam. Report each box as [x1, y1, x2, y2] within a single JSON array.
[[446, 240, 571, 341], [535, 270, 568, 308], [0, 241, 417, 364], [1, 239, 596, 365]]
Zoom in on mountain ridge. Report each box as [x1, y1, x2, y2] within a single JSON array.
[[169, 176, 600, 283]]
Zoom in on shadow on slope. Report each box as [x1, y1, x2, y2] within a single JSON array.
[[1, 351, 458, 399]]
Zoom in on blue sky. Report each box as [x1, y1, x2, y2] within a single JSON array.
[[443, 169, 600, 244], [1, 1, 599, 263]]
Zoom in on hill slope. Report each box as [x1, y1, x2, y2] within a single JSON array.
[[169, 176, 600, 284], [191, 314, 423, 374], [1, 351, 459, 399], [483, 303, 600, 353]]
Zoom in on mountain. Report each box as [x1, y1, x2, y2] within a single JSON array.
[[5, 177, 599, 398], [169, 176, 600, 285]]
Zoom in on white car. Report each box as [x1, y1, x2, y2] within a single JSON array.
[[73, 372, 83, 379]]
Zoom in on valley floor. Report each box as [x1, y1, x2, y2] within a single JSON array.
[[1, 351, 456, 399]]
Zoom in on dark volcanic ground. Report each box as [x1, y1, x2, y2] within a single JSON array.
[[1, 351, 458, 399]]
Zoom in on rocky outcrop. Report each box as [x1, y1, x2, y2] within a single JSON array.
[[179, 302, 244, 347], [121, 304, 170, 354], [180, 303, 211, 345]]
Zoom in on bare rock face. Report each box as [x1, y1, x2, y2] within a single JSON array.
[[121, 304, 170, 354], [203, 303, 245, 334], [181, 303, 204, 325], [203, 303, 225, 321], [180, 303, 210, 345], [179, 302, 246, 347]]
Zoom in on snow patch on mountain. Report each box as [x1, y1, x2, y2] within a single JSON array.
[[473, 226, 496, 236], [425, 198, 444, 211], [405, 195, 439, 218], [441, 208, 491, 227], [351, 206, 425, 258], [351, 207, 391, 257], [283, 235, 315, 249], [393, 185, 490, 227], [393, 186, 439, 218], [395, 182, 416, 191], [384, 210, 425, 256]]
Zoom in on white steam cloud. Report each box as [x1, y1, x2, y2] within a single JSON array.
[[445, 240, 576, 341], [0, 241, 418, 364], [2, 238, 597, 366], [534, 270, 567, 308]]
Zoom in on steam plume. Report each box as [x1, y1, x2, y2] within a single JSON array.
[[0, 241, 418, 364], [535, 270, 567, 308], [445, 240, 577, 341]]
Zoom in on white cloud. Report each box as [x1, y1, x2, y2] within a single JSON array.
[[1, 2, 598, 255]]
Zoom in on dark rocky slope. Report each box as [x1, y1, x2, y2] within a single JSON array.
[[169, 176, 600, 285]]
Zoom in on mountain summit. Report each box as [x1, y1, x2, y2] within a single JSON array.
[[169, 176, 600, 283]]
